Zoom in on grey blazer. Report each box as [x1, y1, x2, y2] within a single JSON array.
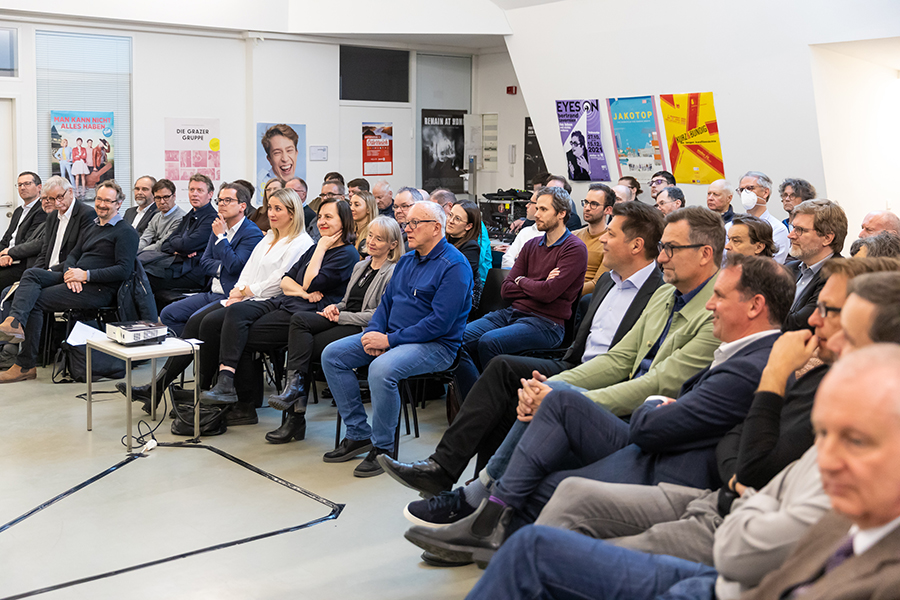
[[334, 258, 396, 327]]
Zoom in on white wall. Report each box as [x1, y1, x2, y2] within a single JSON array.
[[338, 103, 414, 193], [503, 0, 900, 236]]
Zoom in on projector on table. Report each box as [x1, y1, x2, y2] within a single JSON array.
[[106, 321, 168, 346]]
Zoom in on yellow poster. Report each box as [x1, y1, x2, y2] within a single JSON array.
[[659, 92, 725, 185]]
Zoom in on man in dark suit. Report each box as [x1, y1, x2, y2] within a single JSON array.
[[404, 254, 795, 565], [31, 176, 96, 271], [783, 199, 847, 331], [0, 172, 47, 289], [141, 173, 217, 293], [380, 201, 666, 495], [123, 176, 158, 234]]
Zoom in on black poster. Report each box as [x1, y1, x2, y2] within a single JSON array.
[[422, 109, 466, 193], [524, 117, 547, 188]]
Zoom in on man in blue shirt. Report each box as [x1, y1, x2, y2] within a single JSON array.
[[321, 201, 473, 477]]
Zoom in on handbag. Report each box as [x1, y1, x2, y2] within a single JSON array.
[[169, 392, 228, 436], [52, 341, 126, 383]]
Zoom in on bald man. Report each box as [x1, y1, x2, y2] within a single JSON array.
[[706, 179, 734, 230], [612, 185, 633, 204], [859, 209, 900, 239]]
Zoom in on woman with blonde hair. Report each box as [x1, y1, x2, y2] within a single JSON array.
[[350, 190, 378, 258]]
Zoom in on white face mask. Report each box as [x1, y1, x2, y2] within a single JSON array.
[[741, 189, 760, 211]]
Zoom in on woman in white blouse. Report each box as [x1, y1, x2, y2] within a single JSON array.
[[123, 188, 312, 411]]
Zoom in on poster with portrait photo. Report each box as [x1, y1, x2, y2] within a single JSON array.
[[422, 109, 466, 193], [256, 123, 307, 198], [164, 118, 221, 200], [555, 99, 611, 182], [51, 111, 114, 200], [524, 117, 547, 188]]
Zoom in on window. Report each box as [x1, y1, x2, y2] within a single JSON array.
[[340, 46, 409, 102], [0, 28, 17, 77]]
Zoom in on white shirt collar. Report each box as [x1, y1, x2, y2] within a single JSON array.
[[610, 260, 657, 290], [850, 513, 900, 556], [711, 329, 781, 369], [802, 252, 834, 272], [227, 216, 244, 237], [58, 200, 76, 220]]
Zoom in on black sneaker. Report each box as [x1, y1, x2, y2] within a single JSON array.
[[404, 487, 475, 528], [354, 447, 390, 478]]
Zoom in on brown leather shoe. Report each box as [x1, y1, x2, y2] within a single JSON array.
[[0, 364, 36, 383], [0, 317, 24, 344]]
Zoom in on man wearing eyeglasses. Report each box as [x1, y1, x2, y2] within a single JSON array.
[[500, 189, 543, 269], [654, 186, 685, 217], [320, 200, 473, 477], [136, 179, 185, 254], [736, 171, 789, 264], [648, 170, 675, 201], [0, 173, 47, 288], [573, 183, 614, 295], [123, 176, 159, 234], [0, 180, 139, 383]]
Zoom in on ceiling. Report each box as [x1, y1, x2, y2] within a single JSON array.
[[819, 36, 900, 72]]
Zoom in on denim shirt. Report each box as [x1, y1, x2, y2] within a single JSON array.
[[366, 236, 473, 352]]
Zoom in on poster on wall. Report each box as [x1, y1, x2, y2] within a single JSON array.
[[50, 111, 114, 200], [164, 118, 221, 199], [422, 109, 466, 193], [524, 117, 547, 188], [555, 99, 611, 182], [659, 92, 725, 185], [363, 122, 393, 176], [607, 96, 665, 183], [256, 123, 307, 196]]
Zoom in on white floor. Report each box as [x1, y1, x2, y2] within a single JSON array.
[[0, 364, 483, 600]]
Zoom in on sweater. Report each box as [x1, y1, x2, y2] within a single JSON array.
[[272, 243, 360, 312], [61, 216, 139, 285], [573, 225, 608, 296]]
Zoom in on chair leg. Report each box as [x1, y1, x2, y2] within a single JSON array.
[[400, 381, 411, 435], [308, 363, 318, 404], [411, 390, 420, 438], [334, 412, 342, 449], [393, 412, 401, 460]]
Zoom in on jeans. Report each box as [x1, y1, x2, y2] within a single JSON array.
[[321, 333, 456, 452], [466, 525, 717, 600], [159, 292, 225, 337], [456, 307, 564, 401]]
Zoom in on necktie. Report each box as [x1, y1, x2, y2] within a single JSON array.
[[788, 535, 854, 598]]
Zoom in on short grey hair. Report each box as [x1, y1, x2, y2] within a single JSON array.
[[373, 179, 392, 193], [415, 200, 446, 235], [741, 171, 773, 193], [535, 186, 571, 218], [44, 175, 72, 194], [398, 186, 424, 204]]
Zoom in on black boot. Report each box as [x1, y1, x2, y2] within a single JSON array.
[[267, 371, 308, 412], [200, 370, 238, 405], [117, 367, 168, 412], [265, 411, 307, 444]]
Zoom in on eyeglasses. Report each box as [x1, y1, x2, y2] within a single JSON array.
[[15, 182, 36, 188], [737, 186, 758, 193], [154, 194, 174, 202], [658, 241, 705, 258], [448, 215, 468, 225], [791, 224, 814, 236], [581, 200, 603, 209], [781, 193, 798, 200], [527, 200, 537, 206], [216, 197, 239, 205], [321, 192, 343, 199], [649, 178, 667, 186], [47, 193, 69, 202], [405, 219, 436, 230], [395, 203, 414, 211], [94, 197, 119, 205], [816, 301, 842, 319]]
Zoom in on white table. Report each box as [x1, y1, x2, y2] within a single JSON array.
[[85, 337, 202, 453]]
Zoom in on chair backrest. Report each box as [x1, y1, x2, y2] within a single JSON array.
[[469, 268, 512, 321]]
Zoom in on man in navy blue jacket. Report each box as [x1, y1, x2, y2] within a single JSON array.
[[157, 182, 263, 336], [404, 254, 796, 566], [321, 201, 473, 478], [141, 173, 217, 293]]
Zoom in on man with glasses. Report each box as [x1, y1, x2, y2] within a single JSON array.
[[0, 180, 139, 383], [573, 183, 614, 295], [392, 187, 423, 246], [654, 186, 685, 216], [783, 199, 847, 331], [736, 171, 789, 263], [137, 179, 184, 253], [777, 177, 816, 233], [320, 201, 472, 477], [124, 176, 158, 234], [141, 173, 217, 293], [648, 170, 675, 201], [501, 189, 543, 269], [0, 173, 47, 288]]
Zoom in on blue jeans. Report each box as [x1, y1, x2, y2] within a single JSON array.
[[466, 525, 717, 600], [321, 333, 456, 452], [159, 292, 226, 337], [455, 307, 564, 400]]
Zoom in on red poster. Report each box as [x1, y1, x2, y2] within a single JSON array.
[[363, 122, 393, 176]]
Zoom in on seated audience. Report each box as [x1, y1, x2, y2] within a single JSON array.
[[737, 171, 789, 263], [123, 176, 158, 234], [455, 187, 587, 399], [446, 201, 484, 309], [706, 179, 734, 227], [248, 177, 282, 232], [778, 177, 816, 233], [850, 230, 900, 257], [574, 183, 614, 295], [319, 201, 472, 477], [432, 188, 491, 282], [323, 171, 344, 185], [501, 190, 543, 269], [122, 188, 312, 411], [373, 179, 394, 218], [380, 201, 665, 497], [349, 190, 377, 258], [141, 174, 217, 292], [0, 181, 138, 383], [198, 197, 359, 411], [405, 254, 793, 565], [649, 170, 676, 202], [156, 182, 264, 336], [137, 179, 185, 252], [0, 172, 47, 290], [308, 177, 344, 215], [347, 177, 370, 196], [858, 209, 900, 238], [784, 199, 847, 331], [617, 175, 642, 201], [545, 175, 581, 230], [611, 184, 633, 206], [725, 214, 776, 257], [258, 217, 403, 443], [654, 186, 685, 216], [830, 268, 900, 354]]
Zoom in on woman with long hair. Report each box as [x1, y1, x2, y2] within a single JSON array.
[[446, 200, 483, 309], [262, 216, 403, 443], [122, 188, 312, 410], [199, 197, 360, 415], [350, 190, 378, 258], [249, 177, 283, 232]]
